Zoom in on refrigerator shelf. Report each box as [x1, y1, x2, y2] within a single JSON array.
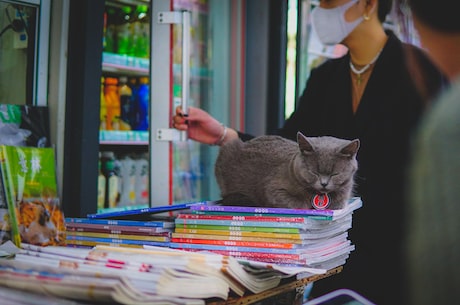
[[102, 52, 149, 76], [99, 130, 149, 145]]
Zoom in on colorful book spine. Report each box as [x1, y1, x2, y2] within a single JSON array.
[[67, 231, 170, 242], [202, 250, 306, 265], [190, 197, 362, 219], [171, 233, 303, 244], [86, 201, 212, 219], [65, 235, 170, 247], [65, 239, 142, 249], [65, 223, 172, 235], [174, 223, 301, 234], [173, 228, 304, 240], [170, 237, 300, 249], [65, 217, 175, 228], [168, 242, 306, 255], [180, 248, 304, 261], [174, 218, 308, 229], [176, 213, 307, 223]]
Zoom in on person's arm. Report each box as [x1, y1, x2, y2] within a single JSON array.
[[172, 106, 243, 146]]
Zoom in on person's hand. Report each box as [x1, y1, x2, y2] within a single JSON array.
[[172, 106, 237, 145]]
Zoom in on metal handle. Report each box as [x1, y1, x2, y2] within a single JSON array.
[[156, 10, 191, 142], [181, 10, 190, 117]]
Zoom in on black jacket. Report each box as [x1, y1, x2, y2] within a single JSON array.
[[239, 32, 446, 304]]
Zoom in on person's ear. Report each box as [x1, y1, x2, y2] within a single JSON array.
[[363, 0, 377, 21]]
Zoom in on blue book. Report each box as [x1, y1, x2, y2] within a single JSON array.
[[65, 217, 175, 228], [87, 201, 213, 219]]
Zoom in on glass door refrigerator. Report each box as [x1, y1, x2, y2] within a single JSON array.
[[97, 0, 244, 212]]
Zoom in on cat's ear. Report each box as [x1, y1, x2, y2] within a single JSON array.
[[340, 139, 360, 158], [297, 132, 314, 153]]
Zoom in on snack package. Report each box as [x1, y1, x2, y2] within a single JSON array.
[[0, 104, 51, 147]]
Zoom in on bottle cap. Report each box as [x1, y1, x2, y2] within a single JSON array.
[[139, 77, 149, 84], [105, 77, 118, 85], [122, 6, 132, 15]]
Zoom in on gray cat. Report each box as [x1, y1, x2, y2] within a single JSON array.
[[214, 132, 360, 210]]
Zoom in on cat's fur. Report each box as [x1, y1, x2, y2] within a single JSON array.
[[214, 132, 360, 210]]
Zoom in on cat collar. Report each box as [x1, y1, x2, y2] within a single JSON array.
[[312, 194, 330, 210]]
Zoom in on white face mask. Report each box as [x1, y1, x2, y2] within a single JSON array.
[[311, 0, 364, 46]]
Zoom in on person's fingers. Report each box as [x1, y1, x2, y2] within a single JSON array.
[[173, 121, 188, 131], [176, 105, 197, 115]]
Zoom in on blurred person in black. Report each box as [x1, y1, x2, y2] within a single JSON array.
[[393, 0, 460, 304]]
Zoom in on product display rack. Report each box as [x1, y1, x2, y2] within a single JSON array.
[[98, 0, 152, 212]]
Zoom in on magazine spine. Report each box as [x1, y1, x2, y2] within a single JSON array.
[[65, 224, 172, 235], [67, 231, 170, 242], [168, 242, 304, 254], [174, 223, 300, 233], [170, 237, 298, 249], [65, 217, 174, 228], [171, 233, 303, 244], [174, 218, 307, 228], [176, 213, 307, 223], [190, 204, 335, 216], [173, 228, 303, 239], [65, 235, 170, 247], [86, 201, 212, 219], [0, 146, 21, 247]]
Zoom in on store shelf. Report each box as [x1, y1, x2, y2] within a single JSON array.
[[102, 52, 149, 76], [99, 130, 149, 145]]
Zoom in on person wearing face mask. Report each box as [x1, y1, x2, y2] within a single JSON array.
[[173, 1, 446, 303]]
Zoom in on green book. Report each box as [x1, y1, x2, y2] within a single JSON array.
[[0, 145, 66, 247], [174, 223, 301, 234]]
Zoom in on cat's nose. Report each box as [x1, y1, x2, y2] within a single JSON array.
[[320, 182, 328, 187]]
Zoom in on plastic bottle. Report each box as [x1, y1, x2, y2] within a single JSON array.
[[118, 76, 132, 130], [135, 77, 149, 131], [117, 6, 133, 55], [135, 155, 149, 205], [119, 156, 136, 206], [132, 5, 150, 58], [128, 77, 139, 129], [102, 151, 120, 208], [104, 77, 120, 130], [97, 155, 106, 210], [103, 7, 117, 53], [100, 77, 107, 130]]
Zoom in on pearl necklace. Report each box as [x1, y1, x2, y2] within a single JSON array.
[[349, 49, 383, 85]]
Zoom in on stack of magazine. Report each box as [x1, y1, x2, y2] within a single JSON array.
[[170, 197, 362, 270], [0, 240, 325, 305], [64, 202, 209, 248], [65, 216, 175, 248]]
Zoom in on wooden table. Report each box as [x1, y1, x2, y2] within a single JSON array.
[[207, 266, 343, 305]]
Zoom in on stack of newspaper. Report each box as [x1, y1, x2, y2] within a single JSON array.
[[170, 197, 362, 270], [0, 241, 325, 305]]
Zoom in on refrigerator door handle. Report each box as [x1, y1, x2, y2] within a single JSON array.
[[156, 10, 190, 142]]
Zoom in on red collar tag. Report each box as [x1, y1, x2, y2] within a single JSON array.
[[312, 194, 330, 210]]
